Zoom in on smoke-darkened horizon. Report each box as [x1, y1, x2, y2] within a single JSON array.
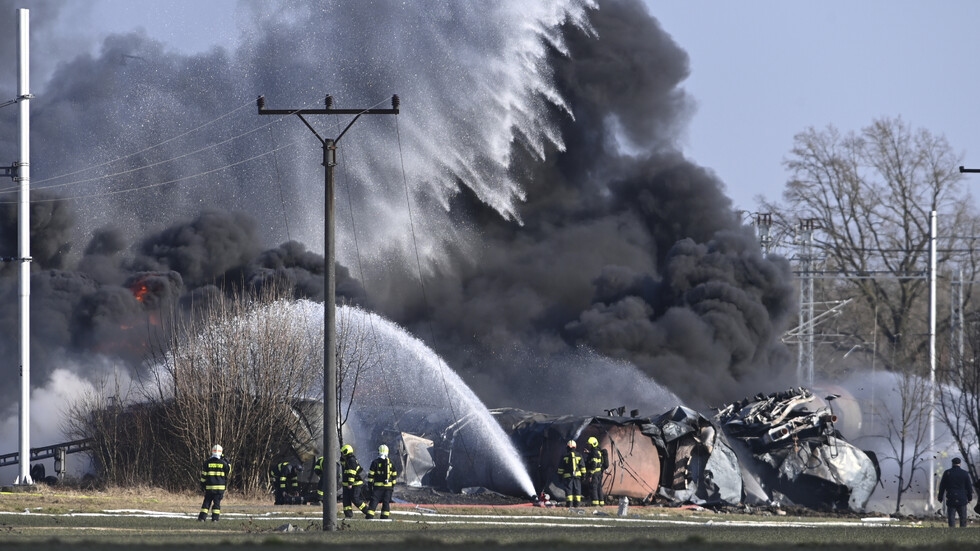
[[0, 0, 796, 420]]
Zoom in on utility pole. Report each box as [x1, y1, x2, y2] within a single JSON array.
[[1, 9, 34, 486], [257, 94, 398, 531], [928, 210, 937, 510]]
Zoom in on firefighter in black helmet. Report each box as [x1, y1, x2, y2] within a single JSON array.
[[557, 439, 586, 508]]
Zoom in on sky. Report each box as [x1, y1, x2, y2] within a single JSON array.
[[648, 1, 980, 211]]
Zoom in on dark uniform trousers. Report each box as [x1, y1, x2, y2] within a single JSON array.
[[558, 450, 585, 508], [199, 456, 230, 521], [585, 446, 607, 506], [365, 457, 398, 520]]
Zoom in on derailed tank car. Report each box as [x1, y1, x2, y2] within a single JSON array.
[[491, 408, 662, 502], [490, 407, 742, 506]]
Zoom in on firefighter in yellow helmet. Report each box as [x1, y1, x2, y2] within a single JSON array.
[[334, 444, 369, 518], [269, 460, 301, 505], [365, 444, 398, 519], [557, 439, 586, 508], [198, 444, 230, 522], [584, 436, 608, 507]]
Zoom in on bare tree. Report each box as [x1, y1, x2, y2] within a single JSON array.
[[336, 301, 382, 446], [66, 286, 323, 495], [938, 321, 980, 486], [872, 367, 932, 514], [763, 117, 977, 372], [63, 370, 160, 487]]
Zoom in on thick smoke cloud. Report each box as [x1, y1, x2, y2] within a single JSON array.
[[0, 0, 795, 418]]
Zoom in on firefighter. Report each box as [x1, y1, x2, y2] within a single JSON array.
[[365, 444, 398, 520], [557, 439, 586, 508], [198, 444, 230, 522], [335, 444, 369, 518], [312, 455, 324, 505], [269, 460, 301, 505], [585, 436, 608, 507]]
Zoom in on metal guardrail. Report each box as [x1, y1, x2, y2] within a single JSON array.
[[0, 439, 92, 469]]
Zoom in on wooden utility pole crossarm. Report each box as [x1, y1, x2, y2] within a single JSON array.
[[257, 94, 398, 532]]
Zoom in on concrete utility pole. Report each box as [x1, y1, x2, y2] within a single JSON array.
[[3, 8, 34, 487], [928, 210, 937, 510], [257, 94, 398, 531]]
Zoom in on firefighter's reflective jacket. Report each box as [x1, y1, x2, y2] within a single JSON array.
[[269, 461, 298, 491], [367, 456, 398, 488], [200, 456, 231, 491], [587, 446, 607, 474], [337, 454, 365, 486], [558, 450, 586, 479]]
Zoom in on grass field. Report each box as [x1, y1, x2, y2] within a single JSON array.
[[1, 486, 978, 550]]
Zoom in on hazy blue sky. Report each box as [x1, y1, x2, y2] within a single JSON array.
[[648, 1, 980, 211]]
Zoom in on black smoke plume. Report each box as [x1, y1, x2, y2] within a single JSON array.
[[0, 0, 795, 413]]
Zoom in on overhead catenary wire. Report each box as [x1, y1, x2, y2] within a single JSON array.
[[0, 97, 353, 197], [0, 136, 304, 204], [28, 98, 257, 186], [0, 110, 317, 196]]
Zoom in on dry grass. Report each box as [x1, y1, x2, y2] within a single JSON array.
[[0, 483, 274, 514], [1, 484, 977, 550]]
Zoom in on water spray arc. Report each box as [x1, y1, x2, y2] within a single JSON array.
[[257, 95, 399, 531]]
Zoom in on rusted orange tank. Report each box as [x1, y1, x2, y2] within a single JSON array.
[[579, 424, 661, 501]]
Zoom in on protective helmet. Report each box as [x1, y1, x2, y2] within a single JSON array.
[[379, 444, 389, 456], [341, 444, 353, 456], [567, 440, 577, 448], [588, 437, 598, 447], [211, 444, 223, 457]]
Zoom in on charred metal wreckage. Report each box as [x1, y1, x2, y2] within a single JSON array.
[[714, 387, 879, 510], [320, 387, 878, 511]]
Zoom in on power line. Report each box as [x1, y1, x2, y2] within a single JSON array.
[[0, 137, 303, 204], [0, 98, 361, 196], [0, 112, 308, 196], [29, 98, 256, 185]]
